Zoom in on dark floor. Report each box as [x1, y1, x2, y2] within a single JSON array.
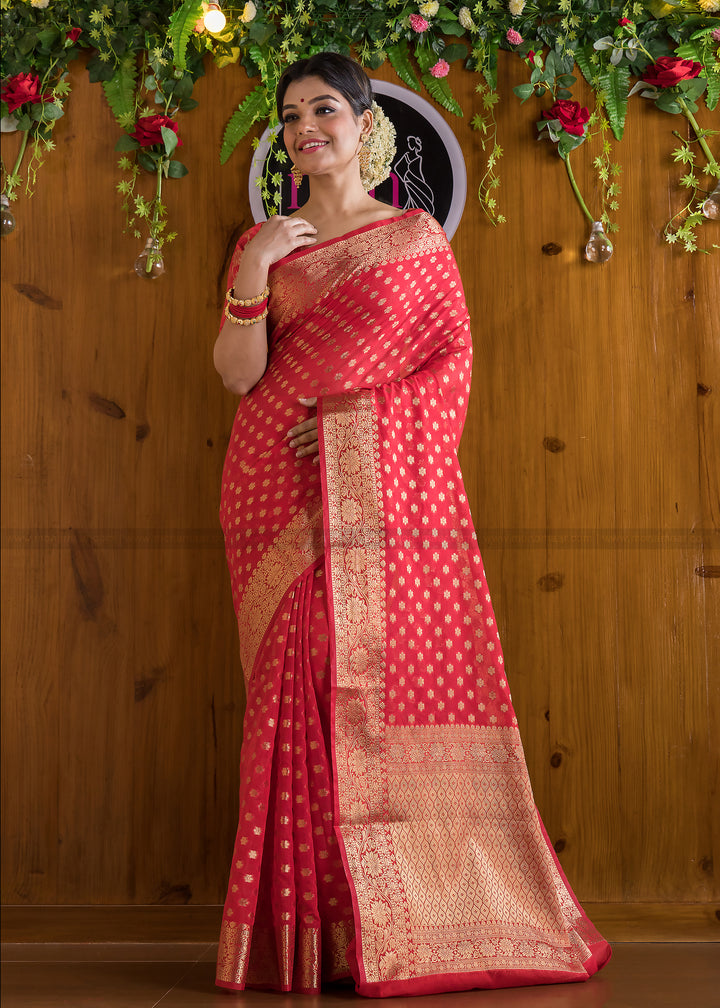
[[1, 942, 718, 1008]]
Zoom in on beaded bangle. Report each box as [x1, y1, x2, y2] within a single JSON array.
[[226, 297, 268, 321], [223, 303, 269, 326], [226, 285, 270, 307]]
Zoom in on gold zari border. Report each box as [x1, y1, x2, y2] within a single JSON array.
[[323, 393, 594, 987]]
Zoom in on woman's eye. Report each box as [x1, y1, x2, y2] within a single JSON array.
[[316, 106, 335, 115], [283, 114, 298, 124]]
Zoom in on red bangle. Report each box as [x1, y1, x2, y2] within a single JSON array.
[[225, 298, 268, 320]]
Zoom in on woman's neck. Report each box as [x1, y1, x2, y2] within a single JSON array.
[[301, 173, 374, 224]]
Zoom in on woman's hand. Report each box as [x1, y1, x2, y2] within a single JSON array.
[[288, 397, 319, 462], [245, 215, 317, 269]]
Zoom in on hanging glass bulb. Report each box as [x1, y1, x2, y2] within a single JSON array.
[[584, 221, 613, 263], [1, 194, 16, 236], [134, 236, 165, 279], [203, 2, 226, 32], [701, 180, 720, 220]]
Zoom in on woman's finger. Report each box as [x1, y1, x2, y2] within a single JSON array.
[[288, 415, 318, 434], [295, 438, 319, 459], [289, 430, 317, 448]]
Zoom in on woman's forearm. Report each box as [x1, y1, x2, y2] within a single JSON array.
[[213, 253, 272, 396]]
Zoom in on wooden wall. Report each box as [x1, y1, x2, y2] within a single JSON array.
[[1, 51, 718, 935]]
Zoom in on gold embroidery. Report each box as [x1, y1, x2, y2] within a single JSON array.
[[216, 919, 252, 986], [271, 213, 447, 327], [327, 919, 354, 980], [232, 501, 324, 676], [323, 385, 597, 986], [298, 923, 321, 991]]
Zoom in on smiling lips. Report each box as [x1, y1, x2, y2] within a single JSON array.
[[298, 140, 328, 152]]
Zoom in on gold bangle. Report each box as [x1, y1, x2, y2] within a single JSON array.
[[224, 304, 269, 326], [226, 285, 270, 307]]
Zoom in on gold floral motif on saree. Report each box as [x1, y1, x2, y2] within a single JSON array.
[[322, 391, 597, 986], [231, 500, 324, 678], [270, 211, 448, 328]]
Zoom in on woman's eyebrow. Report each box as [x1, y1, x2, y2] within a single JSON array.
[[282, 95, 338, 111]]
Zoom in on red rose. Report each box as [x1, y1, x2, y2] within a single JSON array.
[[66, 28, 82, 43], [641, 57, 702, 89], [542, 99, 590, 137], [618, 17, 633, 27], [1, 72, 50, 114], [130, 115, 182, 149]]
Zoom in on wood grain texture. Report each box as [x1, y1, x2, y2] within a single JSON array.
[[2, 903, 718, 944], [1, 51, 718, 924]]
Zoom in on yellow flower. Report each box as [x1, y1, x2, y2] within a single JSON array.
[[508, 0, 526, 13], [696, 0, 719, 10], [419, 1, 439, 15], [30, 0, 50, 7], [241, 1, 257, 20]]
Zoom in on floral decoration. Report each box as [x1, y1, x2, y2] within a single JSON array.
[[0, 0, 719, 262]]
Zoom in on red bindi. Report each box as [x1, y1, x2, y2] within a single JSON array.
[[300, 98, 304, 102]]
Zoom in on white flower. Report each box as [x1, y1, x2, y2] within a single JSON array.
[[241, 1, 257, 21], [360, 101, 397, 191], [508, 0, 526, 14], [458, 7, 475, 30], [419, 1, 439, 16], [30, 0, 50, 7]]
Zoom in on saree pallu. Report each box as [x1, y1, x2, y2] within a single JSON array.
[[216, 209, 611, 997]]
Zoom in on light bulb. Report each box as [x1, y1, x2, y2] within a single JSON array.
[[203, 2, 226, 32], [1, 194, 16, 236], [584, 221, 613, 263], [701, 181, 720, 220], [134, 237, 165, 279]]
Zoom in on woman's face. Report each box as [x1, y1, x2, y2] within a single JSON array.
[[281, 75, 372, 181]]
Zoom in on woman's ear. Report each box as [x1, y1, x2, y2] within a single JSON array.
[[360, 108, 373, 140]]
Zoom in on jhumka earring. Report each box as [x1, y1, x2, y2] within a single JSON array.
[[290, 162, 303, 187], [358, 137, 371, 175]]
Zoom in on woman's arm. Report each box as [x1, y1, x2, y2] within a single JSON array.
[[213, 216, 318, 396]]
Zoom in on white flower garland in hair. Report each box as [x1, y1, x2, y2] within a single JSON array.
[[360, 101, 397, 191]]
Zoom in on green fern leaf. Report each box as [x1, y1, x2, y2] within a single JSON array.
[[705, 62, 719, 111], [168, 0, 204, 72], [101, 53, 138, 127], [675, 41, 702, 63], [599, 64, 630, 141], [574, 44, 596, 87], [220, 86, 270, 165], [387, 43, 421, 93], [421, 73, 463, 117]]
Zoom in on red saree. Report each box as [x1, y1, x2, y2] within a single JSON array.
[[216, 209, 610, 997]]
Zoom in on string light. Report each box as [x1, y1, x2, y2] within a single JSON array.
[[203, 2, 226, 32]]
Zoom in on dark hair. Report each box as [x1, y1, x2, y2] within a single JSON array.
[[276, 52, 373, 121]]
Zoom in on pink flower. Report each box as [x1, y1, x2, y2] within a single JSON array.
[[712, 28, 720, 42], [506, 28, 523, 45], [618, 17, 633, 27], [430, 59, 450, 78], [409, 13, 429, 33]]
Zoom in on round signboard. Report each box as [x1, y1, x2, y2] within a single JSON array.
[[248, 80, 467, 239]]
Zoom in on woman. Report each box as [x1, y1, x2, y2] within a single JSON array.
[[214, 52, 610, 997]]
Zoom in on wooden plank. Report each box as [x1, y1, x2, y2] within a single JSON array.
[[3, 903, 718, 943]]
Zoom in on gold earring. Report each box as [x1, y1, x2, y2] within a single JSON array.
[[290, 162, 303, 187], [358, 140, 371, 174]]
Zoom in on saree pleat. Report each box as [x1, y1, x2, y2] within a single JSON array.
[[217, 564, 354, 993], [217, 210, 610, 997]]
